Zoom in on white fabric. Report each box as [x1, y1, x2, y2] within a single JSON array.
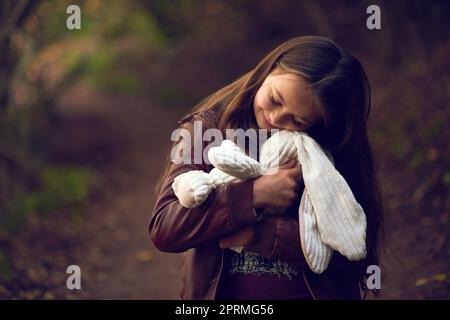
[[171, 130, 367, 274]]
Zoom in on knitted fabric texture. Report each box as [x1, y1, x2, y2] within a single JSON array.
[[172, 130, 367, 274]]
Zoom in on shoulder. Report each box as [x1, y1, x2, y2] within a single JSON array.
[[177, 107, 222, 130]]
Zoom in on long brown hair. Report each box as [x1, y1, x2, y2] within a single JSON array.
[[155, 36, 384, 296]]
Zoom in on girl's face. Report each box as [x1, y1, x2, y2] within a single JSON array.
[[253, 70, 322, 131]]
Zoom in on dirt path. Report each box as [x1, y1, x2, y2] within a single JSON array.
[[54, 87, 187, 299]]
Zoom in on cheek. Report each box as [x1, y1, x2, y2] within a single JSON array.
[[252, 94, 261, 112], [253, 90, 269, 111]]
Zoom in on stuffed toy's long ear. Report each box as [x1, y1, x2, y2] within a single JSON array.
[[299, 190, 333, 274], [295, 134, 367, 261]]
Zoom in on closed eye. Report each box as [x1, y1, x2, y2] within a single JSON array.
[[270, 93, 282, 106]]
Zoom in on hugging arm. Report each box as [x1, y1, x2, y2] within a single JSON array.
[[148, 117, 261, 252]]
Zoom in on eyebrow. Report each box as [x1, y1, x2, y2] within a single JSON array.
[[273, 86, 309, 124]]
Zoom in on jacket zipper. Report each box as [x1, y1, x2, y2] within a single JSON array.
[[211, 249, 225, 299], [302, 268, 317, 300]]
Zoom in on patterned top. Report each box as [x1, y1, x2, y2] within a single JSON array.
[[228, 250, 303, 280], [218, 193, 312, 299], [218, 249, 312, 300]]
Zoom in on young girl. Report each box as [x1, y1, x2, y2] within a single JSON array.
[[149, 36, 383, 300]]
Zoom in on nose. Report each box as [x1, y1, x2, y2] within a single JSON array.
[[269, 110, 284, 127]]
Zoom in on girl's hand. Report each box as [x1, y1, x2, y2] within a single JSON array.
[[219, 226, 255, 248], [253, 159, 302, 208]]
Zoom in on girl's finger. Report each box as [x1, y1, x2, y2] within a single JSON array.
[[279, 159, 296, 169], [287, 165, 302, 177]]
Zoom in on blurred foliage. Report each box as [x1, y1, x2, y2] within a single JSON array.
[[0, 1, 226, 231], [0, 249, 12, 281], [0, 166, 97, 234]]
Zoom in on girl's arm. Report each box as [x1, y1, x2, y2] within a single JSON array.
[[149, 117, 261, 253]]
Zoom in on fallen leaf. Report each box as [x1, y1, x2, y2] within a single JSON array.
[[415, 278, 428, 287], [415, 273, 448, 287], [136, 251, 153, 262], [430, 273, 447, 282]]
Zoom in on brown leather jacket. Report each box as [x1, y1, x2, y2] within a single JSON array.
[[149, 108, 363, 300]]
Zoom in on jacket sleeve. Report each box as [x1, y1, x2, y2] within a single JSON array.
[[149, 116, 261, 253], [244, 215, 309, 267]]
